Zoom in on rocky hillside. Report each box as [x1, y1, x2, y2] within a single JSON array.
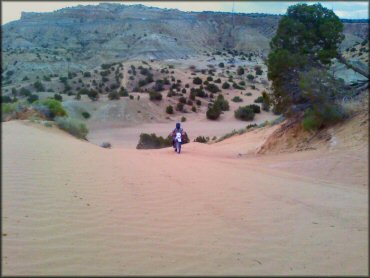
[[2, 3, 368, 83]]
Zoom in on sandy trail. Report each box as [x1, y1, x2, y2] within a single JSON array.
[[2, 121, 368, 275]]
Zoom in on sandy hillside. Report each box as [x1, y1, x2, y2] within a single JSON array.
[[2, 120, 368, 275]]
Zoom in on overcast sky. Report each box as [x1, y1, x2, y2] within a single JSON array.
[[2, 1, 369, 24]]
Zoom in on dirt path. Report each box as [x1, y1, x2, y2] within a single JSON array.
[[2, 121, 368, 275]]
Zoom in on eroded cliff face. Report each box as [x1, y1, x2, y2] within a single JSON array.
[[2, 3, 368, 81]]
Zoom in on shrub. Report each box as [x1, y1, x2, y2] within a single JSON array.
[[195, 88, 206, 98], [88, 90, 99, 101], [255, 65, 263, 75], [182, 88, 187, 94], [191, 106, 196, 112], [82, 111, 90, 119], [119, 87, 129, 97], [83, 72, 91, 77], [205, 83, 220, 93], [206, 105, 221, 120], [148, 91, 162, 101], [248, 104, 261, 113], [194, 136, 208, 143], [254, 96, 264, 103], [196, 99, 201, 106], [55, 117, 88, 139], [75, 94, 81, 100], [20, 88, 31, 97], [245, 92, 252, 96], [176, 102, 184, 111], [54, 94, 63, 101], [232, 96, 243, 102], [34, 99, 67, 119], [207, 76, 213, 82], [222, 82, 230, 89], [237, 67, 245, 75], [129, 95, 134, 100], [108, 91, 120, 100], [234, 106, 255, 121], [166, 105, 174, 114], [247, 74, 254, 81], [181, 116, 186, 122], [27, 94, 39, 103], [193, 77, 202, 85], [1, 96, 12, 103], [214, 94, 230, 111], [187, 99, 193, 106], [34, 81, 45, 92], [214, 78, 221, 83], [233, 82, 244, 90], [189, 91, 196, 100], [218, 62, 224, 68], [136, 133, 172, 149], [179, 96, 187, 104]]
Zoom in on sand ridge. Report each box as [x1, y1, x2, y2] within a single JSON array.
[[2, 120, 368, 275]]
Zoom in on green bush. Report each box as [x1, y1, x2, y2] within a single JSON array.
[[87, 90, 99, 101], [166, 105, 174, 114], [191, 106, 196, 112], [181, 116, 186, 122], [234, 106, 255, 121], [206, 105, 221, 120], [55, 117, 88, 139], [34, 81, 45, 92], [149, 91, 162, 101], [222, 82, 230, 89], [54, 94, 63, 101], [233, 82, 244, 90], [119, 87, 129, 97], [32, 99, 66, 119], [237, 67, 245, 75], [214, 94, 230, 111], [1, 96, 12, 103], [179, 96, 187, 104], [194, 136, 208, 143], [20, 88, 31, 97], [245, 92, 252, 96], [214, 78, 221, 83], [254, 96, 264, 103], [176, 102, 184, 111], [193, 77, 202, 85], [248, 104, 261, 113], [136, 133, 172, 149], [232, 96, 243, 102], [27, 94, 39, 103], [82, 111, 90, 119], [247, 74, 254, 81], [108, 91, 120, 100], [205, 83, 220, 93]]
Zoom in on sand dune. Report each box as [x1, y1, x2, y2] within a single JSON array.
[[2, 120, 368, 275]]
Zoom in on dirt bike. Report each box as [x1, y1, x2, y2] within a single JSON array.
[[174, 132, 182, 154]]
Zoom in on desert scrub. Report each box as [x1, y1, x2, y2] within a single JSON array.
[[166, 105, 174, 114], [232, 96, 243, 102], [33, 99, 67, 119], [136, 133, 172, 149], [149, 91, 162, 101], [181, 116, 186, 122], [194, 136, 208, 143], [55, 117, 88, 139], [81, 111, 90, 119], [234, 106, 255, 121]]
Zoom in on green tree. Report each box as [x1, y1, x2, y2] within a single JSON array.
[[267, 3, 344, 115]]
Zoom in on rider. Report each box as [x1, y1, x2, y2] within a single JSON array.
[[171, 122, 184, 149]]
